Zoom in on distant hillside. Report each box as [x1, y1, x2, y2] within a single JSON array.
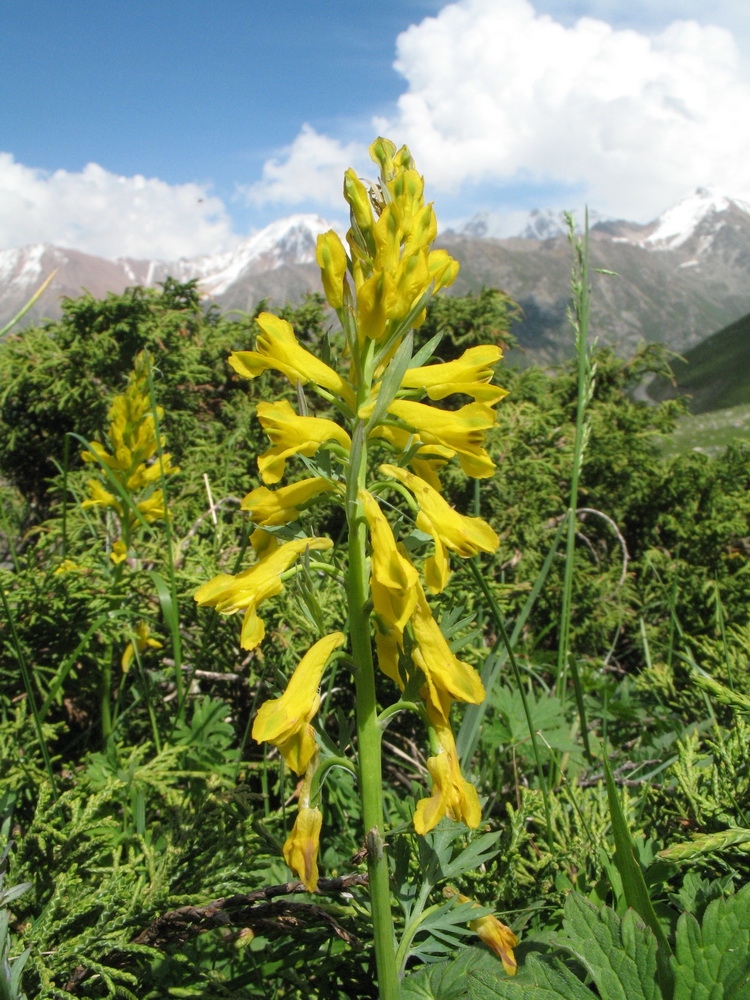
[[647, 311, 750, 413], [3, 188, 750, 367]]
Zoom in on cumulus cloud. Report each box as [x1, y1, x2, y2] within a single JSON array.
[[240, 124, 367, 209], [0, 154, 237, 259], [373, 0, 750, 219], [252, 0, 750, 223]]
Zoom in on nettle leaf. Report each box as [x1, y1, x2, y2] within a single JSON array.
[[468, 953, 594, 999], [672, 882, 750, 1000], [403, 945, 500, 999], [555, 892, 661, 1000]]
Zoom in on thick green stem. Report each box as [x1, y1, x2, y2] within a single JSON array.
[[346, 417, 400, 1000]]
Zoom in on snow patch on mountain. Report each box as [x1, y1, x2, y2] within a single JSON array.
[[644, 187, 750, 250]]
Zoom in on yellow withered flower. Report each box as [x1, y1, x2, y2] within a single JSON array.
[[411, 580, 485, 720], [360, 490, 419, 632], [413, 708, 482, 834], [256, 400, 351, 485], [385, 399, 497, 479], [400, 345, 507, 403], [193, 536, 333, 650], [229, 313, 355, 409], [241, 477, 337, 527], [283, 805, 323, 892], [458, 895, 519, 976], [380, 464, 499, 592], [252, 632, 346, 774]]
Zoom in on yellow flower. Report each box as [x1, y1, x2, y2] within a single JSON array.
[[316, 231, 349, 310], [121, 622, 162, 674], [256, 400, 351, 485], [136, 490, 168, 524], [413, 712, 481, 834], [459, 895, 519, 976], [283, 805, 323, 892], [110, 540, 128, 565], [229, 313, 355, 409], [411, 580, 485, 720], [252, 632, 346, 774], [400, 345, 507, 403], [240, 477, 337, 527], [380, 464, 499, 592], [385, 399, 497, 479], [193, 537, 333, 649], [82, 479, 121, 515], [359, 490, 419, 632]]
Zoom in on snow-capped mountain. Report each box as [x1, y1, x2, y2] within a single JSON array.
[[3, 192, 750, 364]]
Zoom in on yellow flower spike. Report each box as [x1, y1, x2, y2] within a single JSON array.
[[252, 632, 346, 774], [229, 313, 355, 409], [240, 477, 337, 527], [400, 345, 507, 403], [283, 805, 323, 892], [411, 580, 485, 719], [413, 712, 482, 834], [256, 400, 351, 485], [458, 895, 519, 976], [121, 622, 162, 674], [359, 490, 419, 631], [386, 399, 497, 479], [380, 463, 499, 592], [193, 536, 333, 650], [315, 230, 349, 310]]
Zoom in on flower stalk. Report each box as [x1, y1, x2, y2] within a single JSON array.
[[194, 138, 510, 998]]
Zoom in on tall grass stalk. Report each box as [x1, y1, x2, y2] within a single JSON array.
[[556, 212, 596, 761]]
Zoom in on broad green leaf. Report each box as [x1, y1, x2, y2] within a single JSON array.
[[467, 954, 594, 999], [555, 892, 661, 1000], [672, 882, 750, 1000], [402, 945, 498, 999]]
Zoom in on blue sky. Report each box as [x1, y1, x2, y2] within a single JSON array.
[[2, 0, 749, 259]]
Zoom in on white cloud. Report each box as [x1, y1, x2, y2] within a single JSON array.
[[0, 154, 237, 259], [240, 124, 366, 209], [372, 0, 750, 220]]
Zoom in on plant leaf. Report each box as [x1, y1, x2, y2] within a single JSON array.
[[672, 882, 750, 1000]]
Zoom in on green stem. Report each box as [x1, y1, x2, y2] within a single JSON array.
[[346, 416, 400, 1000]]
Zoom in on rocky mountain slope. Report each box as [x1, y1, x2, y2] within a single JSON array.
[[2, 190, 749, 364]]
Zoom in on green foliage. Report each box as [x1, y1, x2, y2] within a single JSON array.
[[468, 884, 750, 1000], [1, 273, 750, 997]]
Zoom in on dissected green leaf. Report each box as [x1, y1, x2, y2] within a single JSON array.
[[672, 882, 750, 1000]]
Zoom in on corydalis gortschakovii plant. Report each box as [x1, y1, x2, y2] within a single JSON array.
[[81, 349, 178, 559], [195, 138, 510, 997]]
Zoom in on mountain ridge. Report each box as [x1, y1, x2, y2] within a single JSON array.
[[2, 188, 750, 364]]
